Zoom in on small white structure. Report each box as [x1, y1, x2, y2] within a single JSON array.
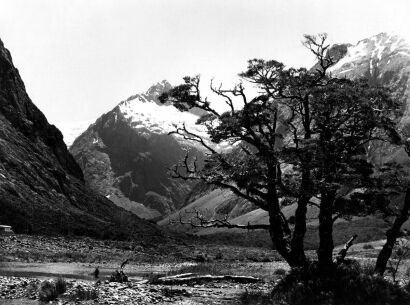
[[0, 225, 14, 234]]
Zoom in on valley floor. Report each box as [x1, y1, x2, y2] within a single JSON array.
[[0, 234, 284, 304], [0, 234, 407, 304]]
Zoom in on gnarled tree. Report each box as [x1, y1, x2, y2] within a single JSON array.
[[160, 34, 402, 270]]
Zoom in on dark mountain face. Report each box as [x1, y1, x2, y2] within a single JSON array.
[[70, 82, 203, 219], [0, 38, 159, 238], [0, 41, 82, 181]]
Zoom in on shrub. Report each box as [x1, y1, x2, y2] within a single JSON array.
[[359, 261, 375, 276], [240, 289, 273, 305], [54, 277, 67, 295], [38, 277, 67, 302], [109, 270, 128, 283], [274, 268, 287, 276], [272, 261, 410, 305], [387, 239, 410, 283], [38, 280, 58, 302], [363, 244, 374, 250]]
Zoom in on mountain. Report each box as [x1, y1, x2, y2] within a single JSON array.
[[68, 33, 410, 243], [0, 38, 160, 239], [70, 81, 206, 219], [328, 33, 410, 102], [327, 32, 410, 165]]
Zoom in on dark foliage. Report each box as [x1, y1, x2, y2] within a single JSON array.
[[38, 280, 58, 302], [272, 261, 410, 305], [109, 270, 128, 283], [241, 289, 274, 305], [38, 278, 67, 302]]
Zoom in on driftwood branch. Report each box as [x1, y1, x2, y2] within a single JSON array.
[[155, 274, 261, 285], [335, 234, 357, 264]]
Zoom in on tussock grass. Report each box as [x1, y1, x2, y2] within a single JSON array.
[[38, 277, 67, 302], [240, 289, 273, 305]]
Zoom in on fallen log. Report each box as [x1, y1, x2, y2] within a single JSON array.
[[155, 274, 261, 285], [159, 273, 195, 280]]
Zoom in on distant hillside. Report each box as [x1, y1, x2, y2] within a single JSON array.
[[158, 189, 256, 228], [0, 38, 161, 239]]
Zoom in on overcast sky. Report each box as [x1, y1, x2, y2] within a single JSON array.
[[1, 0, 410, 127]]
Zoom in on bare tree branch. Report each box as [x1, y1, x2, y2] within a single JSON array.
[[172, 209, 270, 230]]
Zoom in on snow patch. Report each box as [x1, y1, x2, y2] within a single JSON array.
[[119, 99, 206, 136], [329, 40, 368, 73]]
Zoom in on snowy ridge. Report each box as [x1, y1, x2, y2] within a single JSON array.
[[329, 32, 410, 77], [119, 96, 207, 138], [117, 81, 231, 151], [117, 81, 209, 148]]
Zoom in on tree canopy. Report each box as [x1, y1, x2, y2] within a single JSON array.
[[159, 34, 406, 272]]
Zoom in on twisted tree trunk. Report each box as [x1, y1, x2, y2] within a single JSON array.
[[290, 194, 309, 266], [374, 187, 410, 276], [317, 189, 336, 270], [268, 195, 294, 266]]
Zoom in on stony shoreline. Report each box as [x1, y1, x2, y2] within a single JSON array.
[[0, 275, 274, 304]]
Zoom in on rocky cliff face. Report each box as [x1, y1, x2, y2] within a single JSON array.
[[70, 82, 204, 219], [0, 38, 159, 238]]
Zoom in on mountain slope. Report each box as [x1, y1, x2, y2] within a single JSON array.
[[0, 38, 160, 238], [70, 81, 205, 219], [158, 189, 256, 227], [328, 32, 410, 165]]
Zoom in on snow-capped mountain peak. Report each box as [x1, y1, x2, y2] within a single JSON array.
[[124, 80, 172, 105], [117, 81, 208, 144], [329, 32, 410, 77], [119, 97, 206, 136]]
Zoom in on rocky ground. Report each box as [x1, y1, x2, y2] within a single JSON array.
[[0, 276, 276, 304], [1, 234, 408, 304], [0, 234, 285, 304], [0, 234, 280, 265]]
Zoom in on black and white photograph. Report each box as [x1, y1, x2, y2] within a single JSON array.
[[1, 1, 410, 304]]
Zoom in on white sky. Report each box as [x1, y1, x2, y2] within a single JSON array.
[[1, 0, 410, 126]]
